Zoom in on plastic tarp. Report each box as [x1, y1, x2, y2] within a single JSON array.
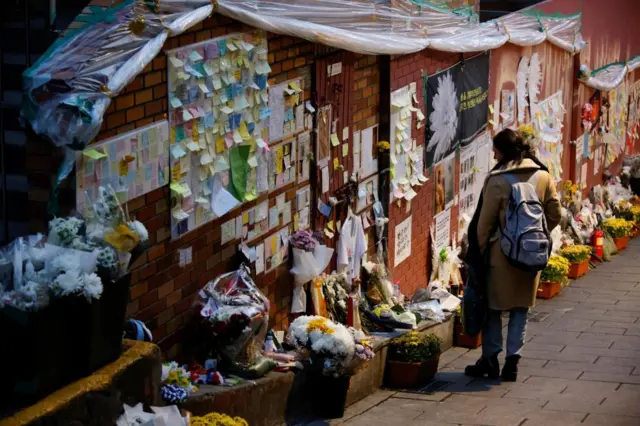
[[579, 55, 640, 91], [21, 0, 585, 149]]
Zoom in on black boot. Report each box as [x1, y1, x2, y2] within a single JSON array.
[[501, 355, 520, 382], [464, 354, 500, 379]]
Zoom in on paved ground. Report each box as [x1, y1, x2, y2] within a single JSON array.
[[337, 239, 640, 426]]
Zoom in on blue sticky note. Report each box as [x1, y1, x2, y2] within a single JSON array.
[[141, 131, 149, 148], [232, 83, 244, 98], [247, 122, 255, 135], [229, 113, 241, 130], [145, 164, 152, 181], [218, 39, 227, 56], [317, 199, 332, 217], [188, 86, 199, 104], [176, 126, 185, 141], [205, 43, 220, 60], [255, 74, 267, 90], [583, 131, 589, 158], [204, 112, 214, 129], [226, 85, 233, 101], [259, 107, 271, 120], [284, 108, 294, 122], [109, 143, 117, 159]]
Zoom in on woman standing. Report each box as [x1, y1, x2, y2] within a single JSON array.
[[464, 129, 561, 381]]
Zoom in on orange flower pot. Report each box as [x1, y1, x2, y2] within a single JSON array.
[[454, 322, 482, 349], [537, 281, 562, 299], [614, 236, 629, 251], [567, 259, 589, 279]]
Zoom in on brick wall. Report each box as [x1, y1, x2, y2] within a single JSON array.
[[93, 15, 315, 359], [387, 49, 462, 298]]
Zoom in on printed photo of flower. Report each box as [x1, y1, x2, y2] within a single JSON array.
[[427, 71, 459, 163]]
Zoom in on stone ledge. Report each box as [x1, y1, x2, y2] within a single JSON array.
[[182, 314, 455, 426]]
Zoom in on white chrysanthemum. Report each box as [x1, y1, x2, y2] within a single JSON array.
[[82, 272, 103, 301], [428, 71, 458, 163], [51, 270, 83, 297], [128, 220, 149, 242], [517, 56, 530, 123], [528, 53, 541, 106], [162, 361, 179, 382], [51, 253, 82, 275]]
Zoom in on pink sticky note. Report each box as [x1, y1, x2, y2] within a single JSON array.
[[225, 135, 234, 148]]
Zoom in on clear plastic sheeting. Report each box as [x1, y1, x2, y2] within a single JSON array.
[[21, 0, 585, 148], [21, 0, 213, 148], [579, 55, 640, 91]]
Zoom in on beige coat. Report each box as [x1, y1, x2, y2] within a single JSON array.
[[477, 158, 562, 310]]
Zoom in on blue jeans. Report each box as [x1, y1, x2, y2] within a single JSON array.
[[482, 308, 528, 358]]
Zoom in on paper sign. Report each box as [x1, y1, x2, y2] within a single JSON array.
[[394, 216, 412, 267], [434, 209, 451, 254], [331, 133, 340, 147]]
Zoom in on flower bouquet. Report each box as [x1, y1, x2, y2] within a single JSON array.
[[558, 245, 592, 278], [289, 230, 334, 314], [385, 332, 442, 389], [286, 316, 374, 419], [196, 265, 274, 378], [538, 255, 569, 299], [0, 186, 149, 407], [160, 362, 198, 404], [322, 272, 350, 325], [603, 217, 634, 250]]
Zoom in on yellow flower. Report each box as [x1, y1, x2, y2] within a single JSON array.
[[377, 141, 390, 152], [306, 317, 335, 334], [558, 245, 592, 263], [104, 223, 140, 252]]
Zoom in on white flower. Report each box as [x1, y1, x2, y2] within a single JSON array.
[[51, 253, 82, 275], [428, 71, 458, 163], [51, 270, 83, 297], [82, 272, 103, 301], [517, 56, 530, 123], [128, 220, 148, 242]]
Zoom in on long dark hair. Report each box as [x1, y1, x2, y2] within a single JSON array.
[[493, 128, 548, 171]]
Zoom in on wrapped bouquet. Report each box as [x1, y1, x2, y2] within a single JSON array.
[[196, 265, 271, 375], [287, 315, 373, 377], [289, 230, 334, 314]]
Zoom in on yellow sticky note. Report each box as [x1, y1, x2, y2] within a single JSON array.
[[390, 165, 396, 178], [489, 104, 494, 114], [293, 93, 300, 106], [270, 237, 277, 254], [328, 220, 334, 231], [289, 81, 302, 92], [342, 143, 349, 157], [489, 119, 496, 126], [83, 149, 107, 160], [293, 213, 299, 231], [242, 212, 249, 224], [170, 127, 176, 142], [216, 137, 225, 154], [170, 182, 187, 195], [234, 69, 241, 81], [239, 122, 251, 141], [331, 133, 340, 147], [275, 147, 284, 174], [195, 207, 204, 225], [333, 158, 340, 170], [119, 160, 129, 177], [171, 164, 181, 181], [193, 121, 199, 141], [245, 192, 257, 201]]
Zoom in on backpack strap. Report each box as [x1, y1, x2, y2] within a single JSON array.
[[502, 173, 519, 186], [502, 170, 541, 187]]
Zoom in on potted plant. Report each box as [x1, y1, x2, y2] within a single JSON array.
[[558, 245, 592, 279], [617, 203, 640, 237], [603, 218, 634, 251], [385, 332, 442, 389], [453, 306, 481, 349], [538, 256, 569, 299]]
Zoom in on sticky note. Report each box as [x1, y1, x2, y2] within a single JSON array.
[[489, 104, 494, 114], [289, 81, 302, 92], [169, 96, 182, 109], [328, 221, 334, 231], [342, 143, 349, 157], [170, 182, 188, 195], [189, 50, 203, 62], [248, 155, 258, 168], [187, 141, 200, 151], [342, 127, 349, 141], [216, 137, 225, 154], [333, 158, 340, 170], [239, 122, 251, 141], [331, 133, 340, 147], [83, 149, 107, 160]]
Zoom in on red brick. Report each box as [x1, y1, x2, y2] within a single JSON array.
[[115, 94, 135, 110], [148, 243, 166, 262], [144, 72, 162, 88], [152, 55, 166, 71], [153, 84, 167, 100], [165, 289, 182, 307], [139, 288, 158, 309], [126, 106, 145, 123], [158, 280, 175, 299], [139, 262, 158, 280], [135, 88, 153, 105], [130, 282, 149, 300]]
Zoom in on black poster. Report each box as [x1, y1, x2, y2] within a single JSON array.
[[425, 52, 490, 167], [459, 51, 490, 146], [425, 63, 462, 168]]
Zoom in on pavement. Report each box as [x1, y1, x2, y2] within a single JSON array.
[[335, 238, 640, 426]]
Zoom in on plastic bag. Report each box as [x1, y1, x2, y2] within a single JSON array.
[[290, 245, 334, 313], [196, 265, 270, 373], [603, 230, 618, 261], [403, 300, 445, 323]]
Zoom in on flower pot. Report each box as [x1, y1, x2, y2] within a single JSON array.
[[286, 368, 350, 420], [567, 259, 589, 279], [384, 355, 440, 389], [537, 281, 562, 300], [454, 322, 482, 349], [614, 236, 629, 251]]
